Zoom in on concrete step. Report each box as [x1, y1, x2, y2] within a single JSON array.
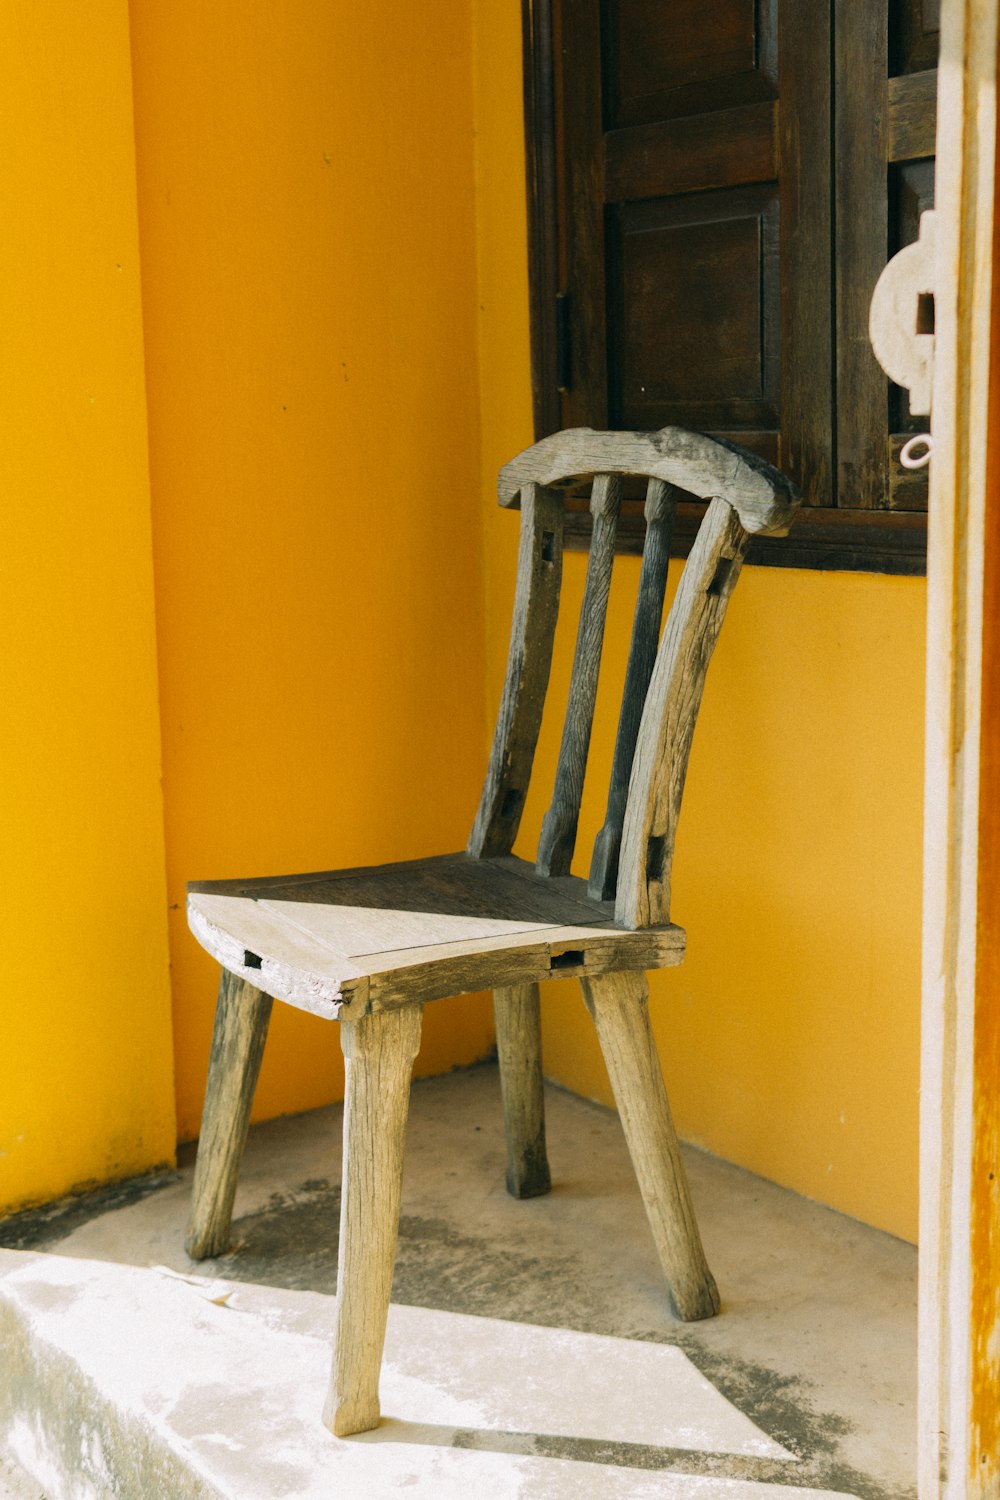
[[0, 1249, 856, 1500]]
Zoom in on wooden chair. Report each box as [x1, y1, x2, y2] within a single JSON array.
[[184, 426, 799, 1437]]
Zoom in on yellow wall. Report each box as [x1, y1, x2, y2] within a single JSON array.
[[128, 0, 494, 1140], [472, 4, 924, 1243], [0, 3, 176, 1212], [0, 1, 925, 1241]]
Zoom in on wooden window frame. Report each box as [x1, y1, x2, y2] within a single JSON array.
[[521, 0, 934, 574]]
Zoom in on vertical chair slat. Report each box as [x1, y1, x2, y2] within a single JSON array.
[[589, 478, 677, 900], [616, 497, 750, 929], [468, 483, 564, 858], [536, 473, 623, 877]]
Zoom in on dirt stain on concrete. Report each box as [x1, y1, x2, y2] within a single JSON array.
[[0, 1174, 179, 1252], [211, 1178, 913, 1500]]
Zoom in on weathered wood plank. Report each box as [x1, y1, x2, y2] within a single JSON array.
[[559, 0, 608, 428], [778, 0, 834, 504], [201, 851, 617, 924], [256, 896, 556, 954], [914, 2, 999, 1489], [188, 849, 481, 897], [186, 971, 273, 1260], [537, 474, 622, 876], [187, 893, 368, 1019], [493, 983, 551, 1198], [887, 68, 937, 161], [362, 923, 685, 1011], [468, 483, 564, 858], [590, 479, 675, 899], [498, 427, 797, 535], [604, 100, 777, 203], [580, 969, 719, 1320], [835, 0, 890, 509], [189, 852, 687, 1016], [324, 1004, 422, 1437], [563, 498, 925, 573], [617, 499, 750, 929]]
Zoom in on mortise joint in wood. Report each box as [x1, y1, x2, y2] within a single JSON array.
[[550, 949, 585, 970], [243, 950, 263, 969], [541, 530, 557, 563], [501, 788, 524, 820], [706, 556, 738, 598]]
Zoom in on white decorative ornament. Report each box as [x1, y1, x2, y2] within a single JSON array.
[[868, 208, 937, 418]]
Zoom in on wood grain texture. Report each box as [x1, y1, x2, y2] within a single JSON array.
[[560, 0, 608, 427], [778, 0, 834, 505], [521, 0, 562, 437], [915, 2, 997, 1489], [468, 483, 564, 858], [580, 969, 720, 1320], [890, 0, 940, 74], [323, 1004, 422, 1437], [564, 499, 926, 573], [187, 893, 368, 1019], [968, 93, 1000, 1479], [612, 187, 780, 436], [493, 983, 551, 1198], [604, 100, 777, 203], [607, 0, 776, 126], [537, 474, 622, 876], [186, 970, 273, 1260], [836, 0, 890, 509], [888, 68, 938, 159], [617, 499, 750, 929], [498, 426, 798, 534], [189, 852, 687, 1015], [590, 479, 676, 900]]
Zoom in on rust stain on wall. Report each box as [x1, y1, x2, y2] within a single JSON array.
[[969, 101, 1000, 1490]]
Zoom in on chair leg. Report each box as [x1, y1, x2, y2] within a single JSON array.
[[493, 983, 551, 1198], [580, 970, 720, 1321], [324, 1003, 422, 1438], [185, 969, 273, 1260]]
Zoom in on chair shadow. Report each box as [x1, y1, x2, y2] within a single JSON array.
[[348, 1416, 805, 1487]]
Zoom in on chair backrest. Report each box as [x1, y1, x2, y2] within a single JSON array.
[[467, 427, 799, 930]]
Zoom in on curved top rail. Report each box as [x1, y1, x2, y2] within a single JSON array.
[[498, 426, 799, 536]]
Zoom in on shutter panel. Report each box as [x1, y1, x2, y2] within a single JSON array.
[[526, 0, 937, 572], [560, 0, 832, 506]]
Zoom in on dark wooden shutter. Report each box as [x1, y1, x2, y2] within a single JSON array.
[[524, 0, 938, 573]]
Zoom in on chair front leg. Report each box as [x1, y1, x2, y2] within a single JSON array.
[[186, 969, 273, 1260], [580, 970, 720, 1321], [493, 983, 551, 1198], [324, 1003, 422, 1438]]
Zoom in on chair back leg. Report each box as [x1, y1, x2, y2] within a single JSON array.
[[580, 970, 720, 1321], [186, 970, 273, 1260], [493, 983, 551, 1198], [324, 1003, 423, 1437]]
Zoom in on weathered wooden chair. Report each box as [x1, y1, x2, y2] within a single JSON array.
[[185, 426, 798, 1437]]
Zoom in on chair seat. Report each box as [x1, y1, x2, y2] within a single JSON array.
[[188, 851, 685, 1020]]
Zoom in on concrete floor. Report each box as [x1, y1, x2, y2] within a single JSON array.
[[0, 1064, 917, 1499]]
